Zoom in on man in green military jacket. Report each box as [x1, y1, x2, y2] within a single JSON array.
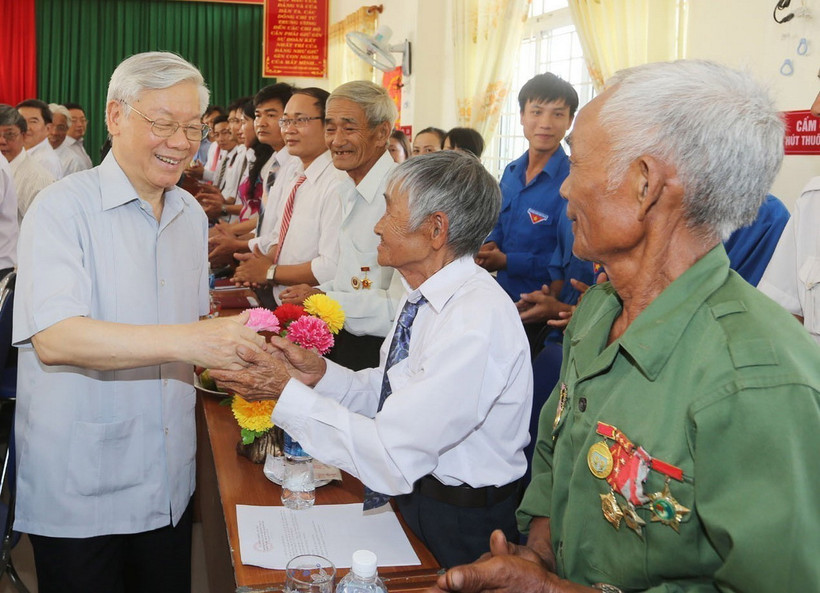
[[426, 60, 820, 593]]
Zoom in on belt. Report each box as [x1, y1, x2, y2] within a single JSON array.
[[412, 475, 521, 509]]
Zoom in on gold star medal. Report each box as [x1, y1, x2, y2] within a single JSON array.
[[360, 266, 372, 289], [648, 479, 690, 532], [600, 490, 624, 529], [587, 441, 614, 479]]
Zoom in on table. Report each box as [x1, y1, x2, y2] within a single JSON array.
[[195, 290, 441, 591]]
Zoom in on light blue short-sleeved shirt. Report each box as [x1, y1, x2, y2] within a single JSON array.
[[13, 152, 209, 538]]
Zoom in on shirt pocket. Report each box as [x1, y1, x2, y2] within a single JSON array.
[[65, 416, 145, 496], [798, 257, 820, 337]]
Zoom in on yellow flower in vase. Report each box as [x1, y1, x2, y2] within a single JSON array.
[[230, 396, 276, 444]]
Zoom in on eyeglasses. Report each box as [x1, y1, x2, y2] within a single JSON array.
[[0, 131, 21, 142], [279, 116, 323, 129], [122, 101, 209, 142], [54, 125, 69, 132]]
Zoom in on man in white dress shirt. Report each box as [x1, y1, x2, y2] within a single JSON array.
[[232, 88, 344, 304], [13, 52, 265, 593], [0, 154, 18, 279], [63, 102, 94, 170], [213, 151, 533, 568], [47, 103, 88, 176], [17, 99, 64, 180], [281, 81, 404, 370], [0, 105, 55, 221]]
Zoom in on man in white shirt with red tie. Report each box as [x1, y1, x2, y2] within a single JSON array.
[[231, 88, 344, 304]]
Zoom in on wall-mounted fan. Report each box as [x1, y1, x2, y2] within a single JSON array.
[[346, 25, 411, 76]]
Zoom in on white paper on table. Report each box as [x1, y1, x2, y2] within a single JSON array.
[[236, 503, 421, 570]]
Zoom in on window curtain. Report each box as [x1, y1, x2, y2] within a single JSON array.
[[452, 0, 531, 143], [0, 0, 37, 105], [568, 0, 688, 91], [327, 6, 378, 90], [36, 0, 270, 166]]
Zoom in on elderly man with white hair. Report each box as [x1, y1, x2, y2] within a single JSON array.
[[13, 52, 266, 593], [427, 60, 820, 593], [47, 103, 89, 176], [213, 151, 533, 568]]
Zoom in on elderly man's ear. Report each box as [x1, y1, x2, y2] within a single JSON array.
[[634, 155, 682, 222], [430, 211, 450, 249]]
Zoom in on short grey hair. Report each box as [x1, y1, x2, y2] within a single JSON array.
[[600, 60, 784, 240], [0, 105, 26, 133], [386, 151, 501, 258], [106, 51, 210, 117], [327, 80, 397, 129], [48, 103, 72, 126]]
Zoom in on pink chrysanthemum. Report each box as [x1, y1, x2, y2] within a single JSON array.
[[243, 307, 281, 333], [286, 315, 334, 355]]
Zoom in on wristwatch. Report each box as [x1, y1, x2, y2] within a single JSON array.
[[266, 264, 277, 283], [592, 584, 624, 593]]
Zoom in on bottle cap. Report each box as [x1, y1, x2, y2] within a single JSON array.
[[351, 549, 377, 578]]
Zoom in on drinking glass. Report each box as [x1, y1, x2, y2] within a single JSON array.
[[285, 554, 335, 593]]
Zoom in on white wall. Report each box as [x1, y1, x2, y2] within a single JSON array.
[[687, 0, 820, 209]]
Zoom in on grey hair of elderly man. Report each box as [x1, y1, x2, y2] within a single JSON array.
[[107, 50, 210, 117], [391, 149, 501, 258], [599, 59, 783, 240], [327, 79, 398, 129]]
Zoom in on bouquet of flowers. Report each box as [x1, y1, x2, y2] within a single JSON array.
[[229, 294, 345, 446]]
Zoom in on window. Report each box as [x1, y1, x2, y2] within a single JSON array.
[[483, 2, 595, 178]]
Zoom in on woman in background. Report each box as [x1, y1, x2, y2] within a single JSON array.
[[412, 126, 446, 156], [443, 126, 485, 157], [388, 129, 411, 163]]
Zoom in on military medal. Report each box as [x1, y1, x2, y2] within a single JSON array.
[[600, 490, 624, 529], [587, 441, 614, 479], [622, 501, 646, 536], [351, 266, 372, 290], [648, 478, 690, 533], [552, 383, 568, 440]]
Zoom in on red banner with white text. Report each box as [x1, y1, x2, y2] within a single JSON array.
[[263, 0, 328, 78]]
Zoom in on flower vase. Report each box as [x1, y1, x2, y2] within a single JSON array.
[[236, 425, 284, 464]]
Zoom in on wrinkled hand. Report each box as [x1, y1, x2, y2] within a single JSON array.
[[185, 312, 266, 370], [475, 242, 506, 272], [267, 336, 327, 387], [208, 344, 291, 400], [517, 285, 572, 324], [231, 246, 273, 287], [429, 530, 564, 593], [280, 284, 323, 305]]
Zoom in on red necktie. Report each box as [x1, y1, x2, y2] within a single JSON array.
[[273, 175, 307, 264]]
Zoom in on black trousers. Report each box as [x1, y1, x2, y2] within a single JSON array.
[[326, 329, 384, 371], [29, 498, 194, 593], [395, 485, 520, 568]]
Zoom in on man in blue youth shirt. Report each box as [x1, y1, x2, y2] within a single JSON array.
[[476, 73, 578, 344]]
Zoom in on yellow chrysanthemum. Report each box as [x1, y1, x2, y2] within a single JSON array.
[[303, 293, 345, 334], [231, 396, 276, 432]]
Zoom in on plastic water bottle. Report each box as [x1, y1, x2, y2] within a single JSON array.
[[336, 550, 387, 593], [281, 432, 315, 510]]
